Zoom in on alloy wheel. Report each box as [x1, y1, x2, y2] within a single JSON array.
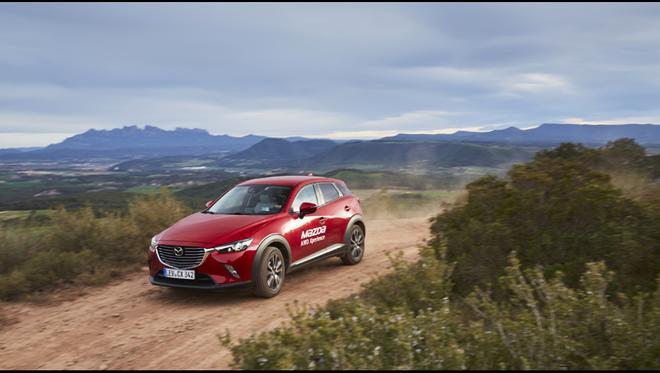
[[350, 227, 364, 259], [265, 251, 284, 291]]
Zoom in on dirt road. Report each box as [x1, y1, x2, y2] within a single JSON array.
[[0, 216, 432, 370]]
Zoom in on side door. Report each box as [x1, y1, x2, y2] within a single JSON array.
[[285, 184, 325, 262], [314, 182, 346, 247]]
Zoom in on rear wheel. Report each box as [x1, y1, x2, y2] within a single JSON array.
[[253, 246, 285, 298], [341, 225, 365, 265]]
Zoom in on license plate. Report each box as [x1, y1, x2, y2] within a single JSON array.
[[163, 268, 195, 280]]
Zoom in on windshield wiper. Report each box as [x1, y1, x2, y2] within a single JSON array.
[[201, 210, 215, 214]]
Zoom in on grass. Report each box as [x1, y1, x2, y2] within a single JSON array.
[[0, 191, 192, 300], [0, 210, 56, 229]]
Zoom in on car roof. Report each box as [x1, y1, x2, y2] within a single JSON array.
[[238, 175, 340, 187]]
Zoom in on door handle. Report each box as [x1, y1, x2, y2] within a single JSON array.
[[319, 217, 327, 224], [344, 205, 350, 211]]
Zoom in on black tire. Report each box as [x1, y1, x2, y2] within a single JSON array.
[[253, 246, 286, 298], [341, 224, 365, 265]]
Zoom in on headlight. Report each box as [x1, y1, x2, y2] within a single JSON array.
[[211, 238, 253, 253], [149, 236, 158, 252]]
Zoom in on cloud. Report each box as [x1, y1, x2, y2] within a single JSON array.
[[509, 73, 573, 94], [0, 133, 74, 148], [561, 116, 660, 125], [0, 3, 659, 146], [224, 109, 354, 136], [389, 66, 575, 96], [359, 110, 460, 130], [322, 126, 484, 140]]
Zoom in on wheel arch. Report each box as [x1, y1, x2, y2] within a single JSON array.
[[344, 214, 366, 244], [251, 234, 291, 280]]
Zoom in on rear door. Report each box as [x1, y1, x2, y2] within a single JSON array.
[[314, 182, 347, 246]]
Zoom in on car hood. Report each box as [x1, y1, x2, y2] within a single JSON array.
[[157, 212, 276, 246]]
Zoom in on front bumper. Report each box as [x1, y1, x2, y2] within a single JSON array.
[[149, 273, 252, 290], [148, 243, 258, 288]]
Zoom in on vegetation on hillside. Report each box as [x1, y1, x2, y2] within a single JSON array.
[[0, 191, 190, 300], [223, 139, 660, 370], [223, 247, 659, 369], [0, 167, 236, 211], [435, 139, 660, 297], [305, 140, 534, 172]]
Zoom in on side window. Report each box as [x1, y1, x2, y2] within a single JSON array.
[[318, 183, 341, 204], [290, 184, 318, 212], [335, 182, 352, 196]]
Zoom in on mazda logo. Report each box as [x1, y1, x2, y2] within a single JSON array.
[[173, 247, 184, 256]]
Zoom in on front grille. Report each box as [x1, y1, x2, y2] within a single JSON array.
[[157, 245, 206, 269]]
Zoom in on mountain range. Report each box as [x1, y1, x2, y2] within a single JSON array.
[[383, 123, 660, 145], [2, 123, 659, 171], [1, 125, 267, 160], [49, 125, 267, 151], [227, 138, 337, 161], [299, 140, 532, 171]]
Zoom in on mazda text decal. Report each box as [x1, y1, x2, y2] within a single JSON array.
[[300, 225, 326, 247], [301, 226, 326, 239]]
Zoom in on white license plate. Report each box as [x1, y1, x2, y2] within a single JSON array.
[[163, 268, 195, 280]]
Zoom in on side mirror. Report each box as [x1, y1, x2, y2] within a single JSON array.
[[205, 200, 214, 208], [298, 202, 317, 218]]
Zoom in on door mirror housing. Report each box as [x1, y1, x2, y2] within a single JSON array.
[[205, 200, 214, 209], [298, 202, 317, 218]]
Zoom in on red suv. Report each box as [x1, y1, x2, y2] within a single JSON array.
[[148, 176, 365, 297]]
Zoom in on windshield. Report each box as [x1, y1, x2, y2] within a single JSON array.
[[206, 184, 292, 215]]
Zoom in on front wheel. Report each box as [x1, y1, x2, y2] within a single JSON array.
[[253, 246, 285, 298], [341, 225, 365, 265]]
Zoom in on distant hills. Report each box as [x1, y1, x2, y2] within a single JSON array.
[[227, 138, 337, 161], [292, 140, 534, 171], [48, 125, 266, 152], [219, 122, 659, 171], [299, 140, 534, 171], [383, 123, 660, 145], [1, 123, 659, 171], [1, 125, 267, 160], [220, 139, 535, 172]]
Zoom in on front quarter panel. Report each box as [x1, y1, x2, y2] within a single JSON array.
[[149, 213, 293, 285]]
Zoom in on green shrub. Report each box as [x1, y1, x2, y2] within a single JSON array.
[[223, 251, 660, 370], [354, 245, 454, 313], [17, 249, 96, 291], [0, 225, 45, 275], [0, 190, 191, 300], [223, 246, 467, 370], [463, 256, 659, 369], [125, 189, 192, 248], [432, 142, 660, 297]]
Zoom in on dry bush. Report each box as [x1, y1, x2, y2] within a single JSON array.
[[0, 190, 191, 300], [223, 250, 660, 370]]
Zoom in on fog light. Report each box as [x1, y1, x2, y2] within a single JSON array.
[[224, 264, 240, 279]]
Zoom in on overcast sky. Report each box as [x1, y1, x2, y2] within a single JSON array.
[[1, 3, 660, 147]]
